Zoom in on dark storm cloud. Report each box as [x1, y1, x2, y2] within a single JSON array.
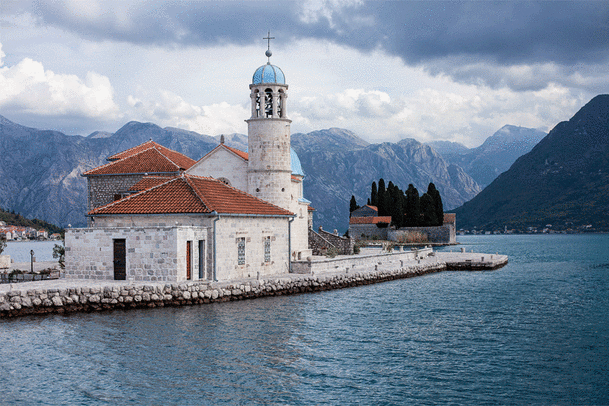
[[29, 1, 609, 67]]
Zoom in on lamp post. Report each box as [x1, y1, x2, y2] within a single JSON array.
[[30, 249, 34, 274]]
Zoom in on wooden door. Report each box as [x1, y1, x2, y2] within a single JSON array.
[[113, 239, 126, 280], [186, 241, 192, 280]]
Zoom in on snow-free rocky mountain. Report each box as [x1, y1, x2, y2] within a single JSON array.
[[0, 118, 485, 231], [427, 125, 547, 188], [453, 95, 609, 230]]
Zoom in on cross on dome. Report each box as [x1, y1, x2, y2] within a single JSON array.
[[264, 31, 275, 62]]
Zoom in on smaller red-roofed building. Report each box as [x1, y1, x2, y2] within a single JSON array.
[[65, 175, 295, 282], [82, 141, 196, 217]]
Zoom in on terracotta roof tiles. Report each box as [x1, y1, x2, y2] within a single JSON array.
[[128, 176, 177, 192], [83, 147, 194, 176], [107, 140, 195, 169], [90, 174, 293, 217], [349, 216, 392, 225]]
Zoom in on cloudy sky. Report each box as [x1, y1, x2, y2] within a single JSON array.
[[1, 0, 608, 146]]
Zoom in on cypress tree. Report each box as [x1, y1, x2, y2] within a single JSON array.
[[405, 184, 420, 226], [420, 192, 437, 226], [370, 182, 378, 207], [390, 185, 405, 228], [349, 195, 359, 216], [427, 183, 444, 226], [378, 178, 387, 215]]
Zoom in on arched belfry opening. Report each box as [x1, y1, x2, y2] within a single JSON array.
[[265, 88, 273, 117]]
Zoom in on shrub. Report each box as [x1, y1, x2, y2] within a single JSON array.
[[396, 231, 429, 244], [325, 246, 339, 258], [53, 243, 65, 270]]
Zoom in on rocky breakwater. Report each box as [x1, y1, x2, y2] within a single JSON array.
[[0, 260, 447, 318]]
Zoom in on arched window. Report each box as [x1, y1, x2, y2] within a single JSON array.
[[265, 88, 273, 117], [218, 177, 231, 186], [254, 90, 261, 118], [278, 89, 285, 118]]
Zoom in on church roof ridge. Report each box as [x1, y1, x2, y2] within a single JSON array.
[[89, 174, 293, 216], [82, 147, 185, 176]]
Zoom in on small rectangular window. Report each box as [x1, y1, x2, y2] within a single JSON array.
[[264, 236, 271, 263], [237, 237, 246, 265]]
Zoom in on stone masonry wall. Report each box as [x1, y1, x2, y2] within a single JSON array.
[[0, 259, 446, 318], [349, 223, 388, 240], [317, 227, 353, 255], [87, 174, 146, 212], [308, 228, 335, 256]]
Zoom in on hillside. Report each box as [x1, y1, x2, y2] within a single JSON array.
[[429, 125, 546, 187], [0, 207, 63, 234], [453, 95, 609, 231]]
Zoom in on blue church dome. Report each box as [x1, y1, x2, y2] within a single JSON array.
[[253, 63, 285, 85], [290, 148, 304, 177]]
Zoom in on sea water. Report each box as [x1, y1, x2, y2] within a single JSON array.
[[1, 234, 608, 405]]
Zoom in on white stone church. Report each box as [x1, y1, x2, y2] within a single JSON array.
[[65, 43, 314, 282]]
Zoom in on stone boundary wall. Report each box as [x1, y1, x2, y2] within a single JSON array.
[[350, 224, 388, 240], [388, 225, 455, 244], [307, 228, 333, 256], [1, 260, 445, 318], [292, 247, 432, 275], [317, 228, 354, 255]]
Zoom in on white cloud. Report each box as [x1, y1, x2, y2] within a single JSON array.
[[0, 43, 120, 119], [299, 0, 364, 27], [127, 90, 249, 136]]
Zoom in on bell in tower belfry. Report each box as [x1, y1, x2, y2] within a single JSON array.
[[246, 32, 292, 210]]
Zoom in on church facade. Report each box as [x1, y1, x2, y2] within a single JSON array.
[[65, 43, 312, 282]]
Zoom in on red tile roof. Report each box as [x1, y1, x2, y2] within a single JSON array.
[[107, 140, 196, 169], [222, 144, 249, 161], [83, 147, 195, 176], [349, 216, 392, 225], [89, 174, 293, 216], [128, 176, 177, 191], [365, 205, 378, 211]]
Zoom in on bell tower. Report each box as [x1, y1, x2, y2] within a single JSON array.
[[246, 32, 291, 210]]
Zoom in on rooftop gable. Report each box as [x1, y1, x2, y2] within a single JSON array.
[[83, 147, 193, 176], [107, 140, 195, 170]]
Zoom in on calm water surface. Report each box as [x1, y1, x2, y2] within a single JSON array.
[[3, 240, 58, 262], [1, 234, 608, 405]]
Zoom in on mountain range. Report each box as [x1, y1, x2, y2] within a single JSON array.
[[453, 95, 609, 231], [1, 113, 551, 232], [428, 125, 547, 188]]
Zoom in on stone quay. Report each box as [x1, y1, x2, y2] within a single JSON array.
[[0, 251, 507, 319]]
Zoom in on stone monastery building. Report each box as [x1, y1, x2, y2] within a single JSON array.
[[65, 42, 314, 282]]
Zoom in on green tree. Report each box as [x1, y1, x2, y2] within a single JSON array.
[[349, 195, 359, 216], [390, 185, 405, 228], [370, 181, 378, 207], [378, 178, 387, 215], [420, 192, 437, 226], [427, 183, 444, 226], [405, 184, 420, 226], [53, 243, 65, 270]]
